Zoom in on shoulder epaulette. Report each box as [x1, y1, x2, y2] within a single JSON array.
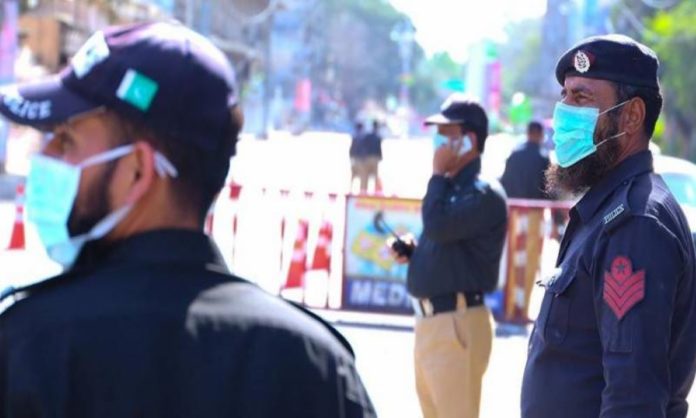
[[602, 180, 634, 233], [0, 274, 64, 317], [474, 178, 489, 192]]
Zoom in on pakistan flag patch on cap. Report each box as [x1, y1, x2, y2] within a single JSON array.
[[116, 69, 159, 111]]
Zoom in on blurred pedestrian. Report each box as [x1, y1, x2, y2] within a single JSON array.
[[501, 121, 550, 200], [349, 120, 383, 194], [0, 21, 374, 417], [522, 34, 696, 418], [388, 93, 508, 418], [363, 120, 384, 193], [349, 120, 366, 191]]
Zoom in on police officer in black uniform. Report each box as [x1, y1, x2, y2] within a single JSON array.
[[521, 34, 696, 417], [501, 121, 550, 200], [0, 22, 375, 417], [390, 94, 507, 418]]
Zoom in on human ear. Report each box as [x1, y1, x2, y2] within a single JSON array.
[[622, 98, 646, 136], [467, 132, 479, 152], [122, 141, 156, 205]]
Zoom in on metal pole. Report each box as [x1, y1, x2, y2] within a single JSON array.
[[259, 15, 273, 139]]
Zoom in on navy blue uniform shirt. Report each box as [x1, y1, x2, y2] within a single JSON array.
[[521, 151, 696, 417], [0, 230, 375, 418], [500, 141, 550, 200], [407, 158, 508, 297]]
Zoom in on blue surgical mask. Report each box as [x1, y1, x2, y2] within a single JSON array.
[[552, 101, 629, 168], [26, 144, 178, 267], [433, 133, 473, 156], [433, 133, 449, 149]]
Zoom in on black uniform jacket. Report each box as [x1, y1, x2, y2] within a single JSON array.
[[500, 141, 550, 200], [0, 229, 375, 418], [522, 151, 696, 418], [407, 158, 508, 297]]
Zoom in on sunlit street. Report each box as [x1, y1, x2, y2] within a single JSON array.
[[2, 0, 696, 416]]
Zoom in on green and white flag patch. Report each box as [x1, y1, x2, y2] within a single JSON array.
[[116, 69, 159, 111]]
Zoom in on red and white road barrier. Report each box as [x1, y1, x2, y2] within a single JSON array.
[[500, 198, 573, 324], [211, 183, 574, 317], [5, 183, 26, 251]]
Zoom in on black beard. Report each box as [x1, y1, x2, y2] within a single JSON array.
[[545, 112, 622, 197], [67, 161, 116, 236]]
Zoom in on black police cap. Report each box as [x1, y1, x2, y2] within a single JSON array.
[[555, 34, 659, 90], [424, 93, 488, 139], [0, 21, 238, 153]]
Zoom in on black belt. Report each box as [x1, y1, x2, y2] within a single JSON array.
[[415, 291, 484, 317]]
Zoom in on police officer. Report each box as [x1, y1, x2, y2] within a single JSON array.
[[0, 22, 375, 417], [390, 94, 508, 418], [521, 34, 696, 417], [501, 121, 550, 200]]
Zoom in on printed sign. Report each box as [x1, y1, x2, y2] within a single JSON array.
[[342, 196, 422, 314]]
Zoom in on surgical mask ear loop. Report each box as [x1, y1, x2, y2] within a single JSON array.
[[598, 99, 631, 117], [593, 99, 631, 149], [595, 132, 627, 149]]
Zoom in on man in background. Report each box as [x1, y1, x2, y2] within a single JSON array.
[[389, 94, 507, 418], [349, 120, 383, 193], [501, 121, 550, 200]]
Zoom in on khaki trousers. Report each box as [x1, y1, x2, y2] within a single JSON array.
[[414, 304, 493, 418], [350, 156, 380, 192]]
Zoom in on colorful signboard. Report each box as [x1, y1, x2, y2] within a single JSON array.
[[342, 195, 422, 314]]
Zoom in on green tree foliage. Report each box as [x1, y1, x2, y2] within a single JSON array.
[[320, 0, 419, 116], [317, 0, 466, 118], [497, 18, 543, 106], [647, 1, 696, 157], [410, 51, 464, 115]]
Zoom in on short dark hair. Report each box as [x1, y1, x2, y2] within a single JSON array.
[[612, 82, 663, 139], [107, 106, 243, 225], [461, 117, 488, 153], [528, 121, 543, 134]]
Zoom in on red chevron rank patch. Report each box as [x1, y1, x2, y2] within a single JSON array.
[[603, 256, 645, 320]]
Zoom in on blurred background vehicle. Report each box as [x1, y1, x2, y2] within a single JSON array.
[[655, 153, 696, 247]]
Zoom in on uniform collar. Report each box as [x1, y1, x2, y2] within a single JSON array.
[[575, 150, 653, 224], [72, 229, 227, 270], [450, 157, 481, 186]]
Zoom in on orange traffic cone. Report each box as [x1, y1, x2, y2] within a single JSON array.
[[229, 182, 242, 200], [310, 220, 333, 272], [5, 183, 26, 250], [229, 182, 243, 263], [283, 219, 309, 289]]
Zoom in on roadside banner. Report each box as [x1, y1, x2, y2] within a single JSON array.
[[342, 195, 422, 314]]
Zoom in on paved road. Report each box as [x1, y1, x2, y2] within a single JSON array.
[[336, 321, 528, 418]]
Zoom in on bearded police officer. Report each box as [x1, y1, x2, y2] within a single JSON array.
[[390, 94, 508, 418], [521, 34, 696, 417], [0, 21, 375, 417]]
